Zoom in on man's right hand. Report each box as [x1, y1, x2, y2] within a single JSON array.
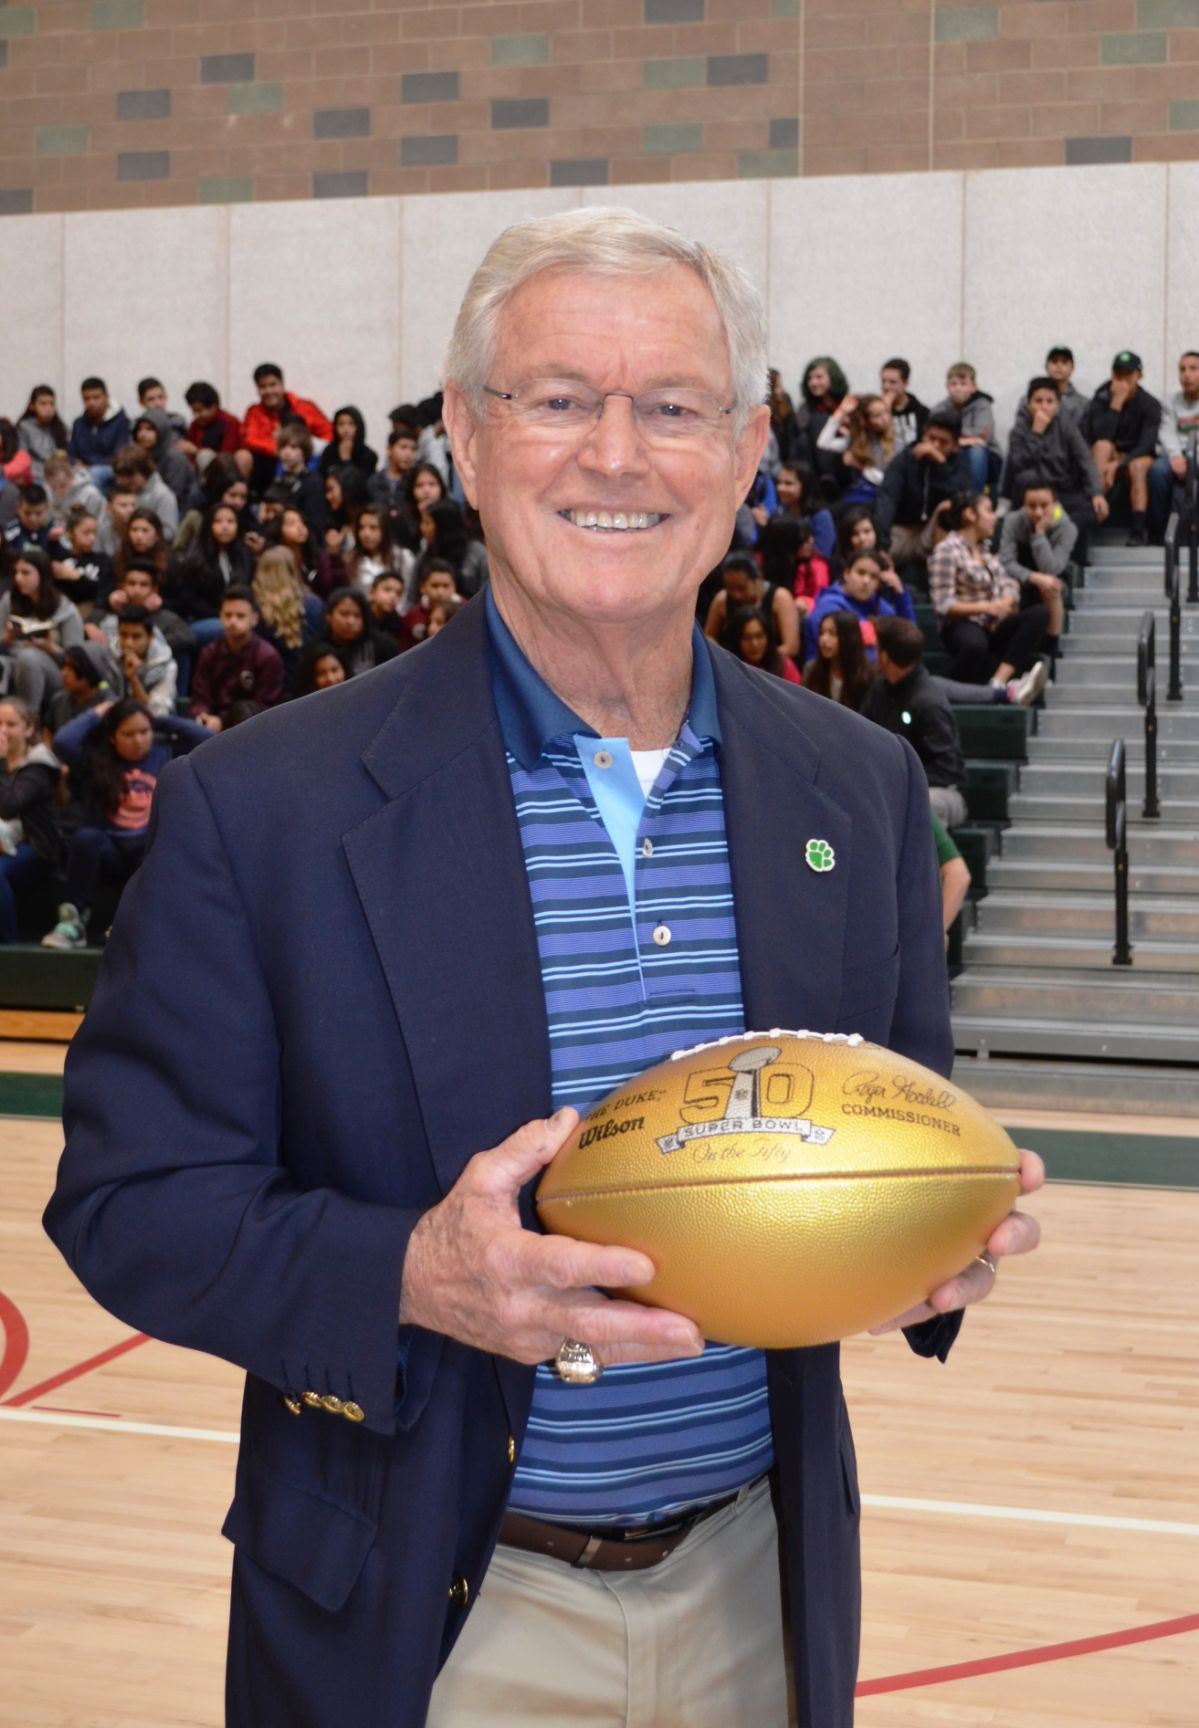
[[1030, 407, 1053, 434], [399, 1110, 705, 1369]]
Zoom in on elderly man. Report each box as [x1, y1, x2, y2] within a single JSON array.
[[45, 209, 1041, 1728]]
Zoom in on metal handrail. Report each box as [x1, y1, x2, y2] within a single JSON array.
[[1137, 611, 1160, 818], [1187, 432, 1198, 604], [1167, 515, 1184, 703], [1164, 509, 1178, 597], [1105, 739, 1133, 966]]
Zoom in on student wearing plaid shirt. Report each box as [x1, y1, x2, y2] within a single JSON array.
[[928, 491, 1049, 695]]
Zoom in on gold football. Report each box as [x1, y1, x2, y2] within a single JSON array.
[[535, 1030, 1022, 1349]]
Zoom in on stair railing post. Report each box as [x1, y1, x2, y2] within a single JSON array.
[[1105, 740, 1133, 967], [1137, 611, 1160, 819], [1168, 518, 1184, 703], [1188, 431, 1199, 604]]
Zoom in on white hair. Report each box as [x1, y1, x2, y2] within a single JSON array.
[[443, 206, 768, 432]]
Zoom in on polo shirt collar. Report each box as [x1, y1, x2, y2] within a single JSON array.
[[485, 586, 720, 770]]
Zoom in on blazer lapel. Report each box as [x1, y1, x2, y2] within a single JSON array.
[[710, 648, 853, 1036]]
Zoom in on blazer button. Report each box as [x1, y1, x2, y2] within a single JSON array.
[[448, 1574, 470, 1609], [280, 1394, 303, 1417], [506, 1435, 516, 1465], [341, 1401, 365, 1424], [321, 1394, 344, 1414], [301, 1390, 323, 1409]]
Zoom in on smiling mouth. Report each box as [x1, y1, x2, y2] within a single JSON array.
[[559, 509, 665, 533]]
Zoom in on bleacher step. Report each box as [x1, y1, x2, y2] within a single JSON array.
[[951, 1011, 1198, 1062], [951, 1053, 1199, 1114], [1035, 706, 1199, 741], [1009, 793, 1199, 824], [952, 966, 1199, 1026], [960, 930, 1199, 970], [975, 889, 1199, 937], [999, 824, 1199, 863], [986, 859, 1199, 893]]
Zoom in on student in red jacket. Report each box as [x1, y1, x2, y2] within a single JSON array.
[[238, 363, 334, 499]]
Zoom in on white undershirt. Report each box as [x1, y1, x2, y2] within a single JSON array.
[[629, 747, 670, 798]]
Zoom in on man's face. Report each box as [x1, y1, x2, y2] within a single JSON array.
[[189, 400, 217, 425], [81, 386, 108, 420], [110, 492, 138, 528], [257, 372, 286, 410], [1029, 387, 1059, 424], [1024, 488, 1055, 532], [371, 576, 403, 615], [118, 622, 151, 662], [1046, 355, 1073, 385], [880, 367, 907, 403], [221, 600, 256, 644], [390, 436, 417, 474], [1179, 353, 1199, 397], [723, 566, 754, 608], [422, 571, 457, 604], [18, 499, 48, 531], [843, 558, 880, 602], [278, 440, 306, 474], [1112, 365, 1140, 393], [445, 266, 768, 636], [924, 426, 956, 461], [945, 373, 974, 407], [140, 384, 167, 412]]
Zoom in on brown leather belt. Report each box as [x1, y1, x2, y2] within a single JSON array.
[[499, 1483, 752, 1572]]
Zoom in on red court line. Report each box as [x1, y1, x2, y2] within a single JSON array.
[[856, 1611, 1199, 1696], [2, 1331, 150, 1408], [0, 1292, 31, 1401]]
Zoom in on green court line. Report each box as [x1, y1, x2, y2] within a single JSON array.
[[2, 1076, 1195, 1187]]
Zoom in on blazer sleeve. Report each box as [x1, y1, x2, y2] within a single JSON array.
[[43, 753, 425, 1436]]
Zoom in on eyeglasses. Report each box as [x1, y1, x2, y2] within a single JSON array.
[[482, 380, 735, 444]]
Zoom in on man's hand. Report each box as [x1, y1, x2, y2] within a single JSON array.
[[1171, 455, 1188, 480], [870, 1149, 1044, 1334], [1030, 405, 1054, 435], [912, 439, 943, 464], [199, 713, 222, 732], [399, 1110, 705, 1369], [1027, 571, 1063, 596], [1092, 494, 1110, 523], [878, 564, 905, 595]]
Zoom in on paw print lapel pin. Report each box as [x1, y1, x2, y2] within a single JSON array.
[[805, 837, 836, 874]]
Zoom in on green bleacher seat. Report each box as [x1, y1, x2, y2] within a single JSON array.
[[954, 704, 1030, 762]]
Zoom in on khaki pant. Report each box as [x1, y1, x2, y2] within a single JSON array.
[[427, 1476, 796, 1727]]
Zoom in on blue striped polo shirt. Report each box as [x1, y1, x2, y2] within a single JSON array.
[[486, 592, 773, 1526]]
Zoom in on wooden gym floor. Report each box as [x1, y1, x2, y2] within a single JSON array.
[[1, 1043, 1196, 1727]]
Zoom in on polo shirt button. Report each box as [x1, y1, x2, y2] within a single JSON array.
[[641, 839, 653, 858], [652, 924, 671, 947], [593, 750, 614, 769]]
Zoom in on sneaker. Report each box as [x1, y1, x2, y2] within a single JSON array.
[[1007, 661, 1048, 707], [1125, 526, 1148, 547], [41, 903, 88, 950]]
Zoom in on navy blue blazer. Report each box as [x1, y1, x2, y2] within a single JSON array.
[[45, 594, 959, 1728]]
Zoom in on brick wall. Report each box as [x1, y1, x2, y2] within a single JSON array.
[[0, 0, 1197, 215]]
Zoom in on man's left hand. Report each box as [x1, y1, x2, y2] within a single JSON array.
[[869, 1149, 1044, 1334]]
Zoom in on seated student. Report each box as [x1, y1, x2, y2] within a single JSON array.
[[368, 571, 407, 644], [94, 557, 195, 664], [47, 642, 118, 732], [800, 609, 874, 710], [392, 460, 448, 556], [43, 453, 105, 530], [0, 695, 62, 944], [998, 476, 1075, 663], [317, 406, 378, 480], [742, 465, 779, 544], [1149, 348, 1199, 542], [816, 393, 896, 504], [704, 551, 800, 664], [1043, 345, 1089, 429], [130, 409, 194, 512], [860, 616, 970, 827], [251, 546, 324, 693], [801, 546, 916, 663], [317, 503, 413, 600], [767, 368, 799, 467], [171, 458, 250, 558], [793, 356, 848, 490], [933, 363, 1001, 492], [43, 697, 210, 950], [17, 386, 70, 484], [274, 423, 330, 529], [322, 464, 375, 558], [371, 424, 421, 521], [273, 503, 322, 589], [292, 639, 351, 698], [759, 516, 829, 620], [932, 811, 971, 936], [0, 547, 86, 720], [772, 461, 835, 559], [109, 444, 179, 541], [1083, 351, 1162, 545], [321, 586, 400, 676], [1007, 375, 1108, 551], [879, 358, 929, 451], [181, 381, 242, 468], [49, 505, 113, 613], [398, 561, 461, 651], [412, 497, 489, 598], [238, 362, 334, 499], [729, 603, 801, 683], [165, 500, 255, 632], [4, 483, 58, 556], [67, 377, 130, 487], [97, 481, 141, 559], [928, 492, 1048, 699], [425, 594, 462, 638], [188, 587, 284, 731], [111, 505, 169, 596], [835, 505, 881, 572], [875, 409, 971, 564], [111, 603, 178, 717]]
